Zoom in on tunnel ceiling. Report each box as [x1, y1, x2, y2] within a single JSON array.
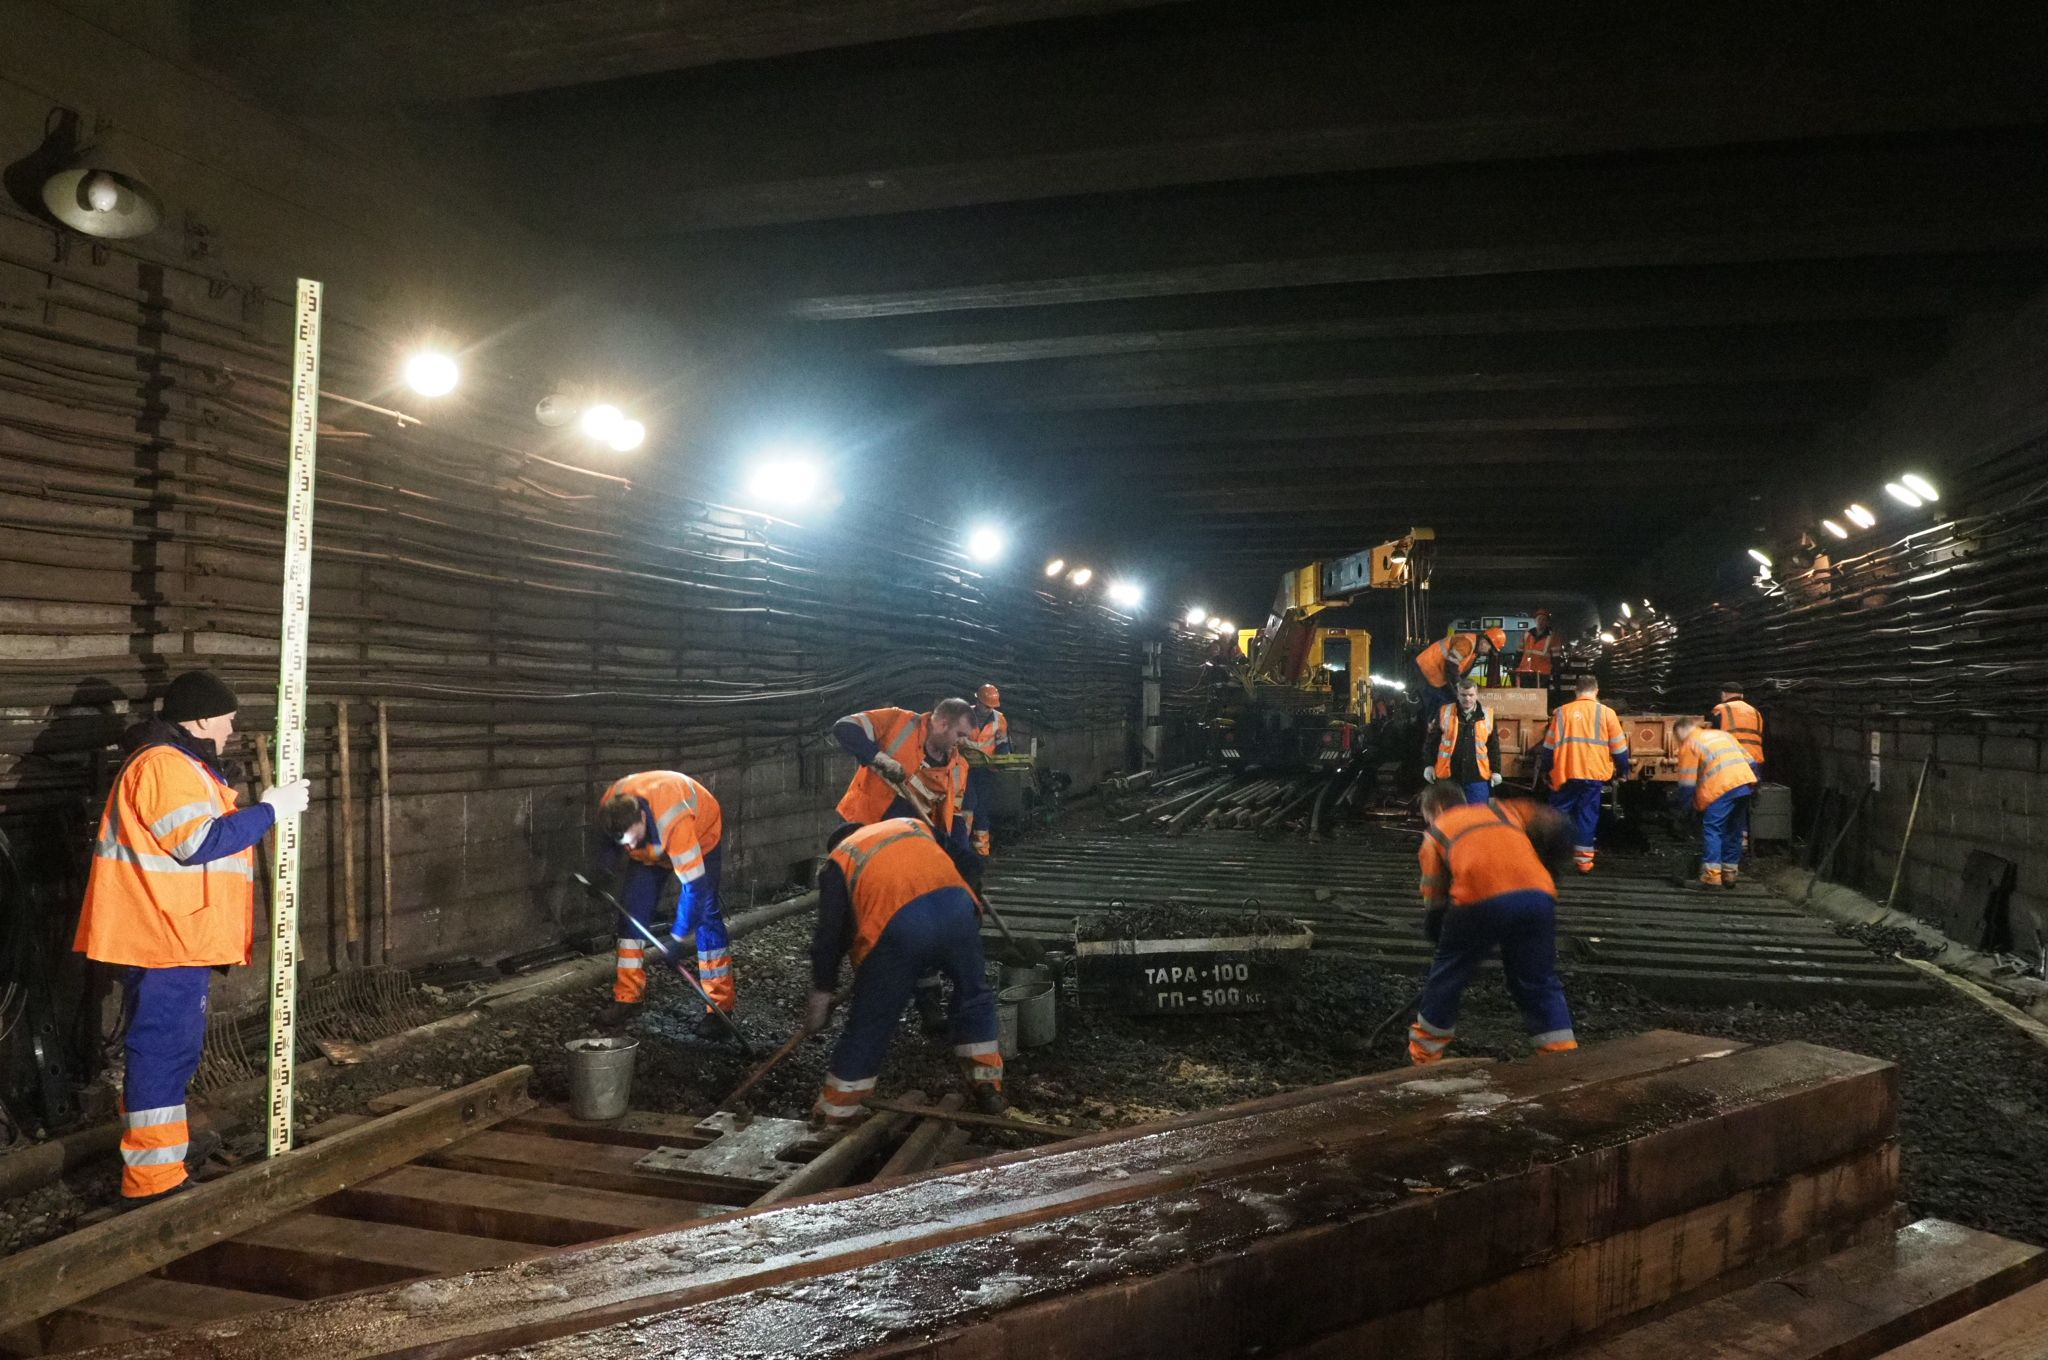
[[195, 0, 2048, 605]]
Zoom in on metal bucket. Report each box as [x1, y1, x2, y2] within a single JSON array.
[[999, 981, 1057, 1051], [565, 1035, 638, 1120], [1000, 962, 1049, 991]]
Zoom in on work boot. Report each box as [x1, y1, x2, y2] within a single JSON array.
[[595, 999, 644, 1028], [115, 1180, 189, 1213], [1689, 867, 1723, 891], [694, 1009, 737, 1042], [184, 1128, 222, 1175], [1721, 867, 1741, 888], [969, 1085, 1010, 1118]]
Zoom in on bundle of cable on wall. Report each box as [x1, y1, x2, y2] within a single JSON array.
[[1596, 458, 2048, 728], [0, 237, 1145, 832]]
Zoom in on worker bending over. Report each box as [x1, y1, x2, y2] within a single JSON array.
[[596, 770, 734, 1033], [1516, 609, 1555, 686], [1711, 682, 1765, 775], [1533, 675, 1630, 873], [960, 683, 1011, 858], [74, 670, 310, 1206], [1674, 715, 1760, 889], [1413, 627, 1507, 717], [1424, 678, 1502, 806], [804, 819, 1005, 1124], [1408, 784, 1577, 1065], [832, 699, 975, 855]]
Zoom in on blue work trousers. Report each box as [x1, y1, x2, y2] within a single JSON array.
[[1700, 787, 1753, 872], [1548, 779, 1605, 859], [1413, 890, 1575, 1055], [1461, 781, 1493, 806], [619, 845, 732, 1008], [829, 888, 996, 1085], [119, 965, 211, 1195]]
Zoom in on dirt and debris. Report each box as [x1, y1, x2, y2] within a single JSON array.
[[1076, 902, 1311, 943], [9, 852, 2048, 1260], [1831, 919, 1946, 960]]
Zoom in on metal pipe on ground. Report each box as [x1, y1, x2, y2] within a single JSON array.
[[753, 1095, 920, 1206], [1167, 779, 1233, 834]]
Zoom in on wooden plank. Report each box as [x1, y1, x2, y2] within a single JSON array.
[[423, 1130, 765, 1203], [498, 1106, 719, 1152], [66, 1036, 1870, 1360], [327, 1166, 712, 1246], [43, 1280, 287, 1353], [164, 1212, 538, 1299], [1559, 1217, 2046, 1360], [0, 1067, 533, 1333], [1871, 1276, 2048, 1358]]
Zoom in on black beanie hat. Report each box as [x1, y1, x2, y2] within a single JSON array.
[[160, 670, 240, 723]]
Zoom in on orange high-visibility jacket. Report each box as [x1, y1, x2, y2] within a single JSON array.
[[1415, 633, 1480, 688], [1677, 729, 1760, 810], [827, 819, 972, 966], [1712, 699, 1764, 764], [603, 771, 722, 883], [74, 745, 257, 968], [1434, 703, 1494, 781], [1418, 800, 1556, 909], [836, 708, 967, 831], [1543, 697, 1629, 787], [962, 709, 1010, 758], [1516, 631, 1555, 676]]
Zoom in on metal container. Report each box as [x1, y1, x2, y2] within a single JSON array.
[[565, 1035, 638, 1120], [1000, 962, 1050, 990], [1000, 981, 1057, 1049], [1075, 926, 1313, 1015]]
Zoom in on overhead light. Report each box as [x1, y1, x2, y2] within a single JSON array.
[[1184, 606, 1208, 627], [1106, 580, 1144, 609], [1043, 558, 1065, 578], [578, 403, 626, 443], [1845, 503, 1876, 529], [965, 525, 1006, 563], [1598, 631, 1616, 644], [400, 350, 460, 398], [1900, 473, 1939, 501], [745, 457, 821, 508], [1215, 619, 1236, 634], [1746, 548, 1773, 568], [1884, 481, 1924, 509], [607, 418, 646, 453], [1820, 519, 1849, 540], [1068, 567, 1094, 587], [41, 125, 163, 239], [1619, 602, 1633, 619], [1642, 599, 1653, 609]]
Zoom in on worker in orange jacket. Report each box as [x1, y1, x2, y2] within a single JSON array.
[[1711, 683, 1765, 776], [1413, 627, 1507, 719], [960, 683, 1011, 858], [595, 771, 733, 1033], [1516, 609, 1556, 686], [1673, 716, 1761, 889], [1531, 674, 1631, 873], [73, 670, 310, 1206], [803, 819, 1003, 1124], [1408, 783, 1577, 1065]]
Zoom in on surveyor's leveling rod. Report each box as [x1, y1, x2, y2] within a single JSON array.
[[267, 278, 323, 1158]]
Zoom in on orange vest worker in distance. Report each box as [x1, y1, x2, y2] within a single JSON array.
[[596, 771, 734, 1027], [1674, 717, 1761, 889], [1415, 629, 1505, 690], [832, 700, 975, 854], [1516, 609, 1556, 680], [1409, 785, 1576, 1065], [1535, 676, 1631, 873], [804, 819, 1003, 1124], [960, 683, 1011, 858], [1711, 684, 1765, 768], [74, 670, 310, 1204]]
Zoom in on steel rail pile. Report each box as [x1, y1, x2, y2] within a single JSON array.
[[1598, 456, 2048, 725]]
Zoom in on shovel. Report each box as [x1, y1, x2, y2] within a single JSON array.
[[574, 873, 754, 1055], [884, 773, 1047, 968]]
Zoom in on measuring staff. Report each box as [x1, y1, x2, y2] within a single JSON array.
[[74, 671, 310, 1206]]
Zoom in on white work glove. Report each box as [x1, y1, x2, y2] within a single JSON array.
[[803, 989, 835, 1036], [259, 778, 311, 818], [870, 753, 906, 783], [1421, 768, 1437, 784], [1490, 773, 1503, 787]]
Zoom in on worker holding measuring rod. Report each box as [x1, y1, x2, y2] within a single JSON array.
[[72, 670, 311, 1206], [593, 770, 737, 1036]]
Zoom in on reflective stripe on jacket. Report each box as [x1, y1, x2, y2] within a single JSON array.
[[75, 745, 257, 968], [836, 708, 966, 832], [827, 819, 971, 966], [603, 771, 722, 883], [1434, 704, 1493, 781], [1712, 699, 1765, 763], [963, 710, 1010, 757], [1414, 633, 1479, 688], [1678, 729, 1760, 810], [1543, 697, 1628, 787], [1418, 800, 1555, 909]]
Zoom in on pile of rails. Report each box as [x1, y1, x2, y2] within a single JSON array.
[[1109, 764, 1375, 835], [21, 1033, 2048, 1360]]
